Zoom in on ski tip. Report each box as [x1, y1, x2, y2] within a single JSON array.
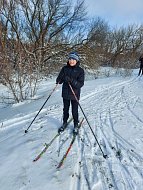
[[56, 163, 62, 169], [33, 156, 40, 162], [56, 165, 60, 169]]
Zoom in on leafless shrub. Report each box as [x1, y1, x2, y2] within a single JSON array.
[[0, 0, 143, 102]]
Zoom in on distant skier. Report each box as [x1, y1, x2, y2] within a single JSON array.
[[56, 52, 84, 134], [138, 56, 143, 76]]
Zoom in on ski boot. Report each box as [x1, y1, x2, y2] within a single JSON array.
[[73, 123, 79, 135], [58, 122, 67, 133]]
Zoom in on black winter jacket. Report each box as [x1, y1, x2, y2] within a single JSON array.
[[139, 57, 143, 68], [56, 62, 84, 100]]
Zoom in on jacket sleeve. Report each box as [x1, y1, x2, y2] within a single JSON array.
[[71, 69, 84, 89], [56, 67, 65, 84]]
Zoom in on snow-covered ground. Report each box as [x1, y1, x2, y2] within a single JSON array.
[[0, 70, 143, 190]]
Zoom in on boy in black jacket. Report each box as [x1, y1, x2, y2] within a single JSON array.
[[56, 52, 84, 134]]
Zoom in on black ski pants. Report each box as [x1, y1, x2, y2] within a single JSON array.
[[138, 67, 143, 76], [63, 98, 78, 125]]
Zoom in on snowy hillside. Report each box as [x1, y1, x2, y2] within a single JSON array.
[[0, 72, 143, 190]]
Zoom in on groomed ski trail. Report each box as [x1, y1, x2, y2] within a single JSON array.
[[0, 76, 143, 190]]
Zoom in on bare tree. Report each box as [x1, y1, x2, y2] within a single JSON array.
[[0, 0, 86, 103], [79, 17, 110, 69], [108, 25, 143, 67]]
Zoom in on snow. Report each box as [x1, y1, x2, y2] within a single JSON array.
[[0, 69, 143, 190]]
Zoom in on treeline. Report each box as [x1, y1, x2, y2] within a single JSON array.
[[0, 0, 143, 102]]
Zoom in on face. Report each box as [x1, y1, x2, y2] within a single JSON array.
[[68, 58, 77, 66]]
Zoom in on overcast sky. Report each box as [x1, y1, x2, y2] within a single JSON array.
[[84, 0, 143, 27]]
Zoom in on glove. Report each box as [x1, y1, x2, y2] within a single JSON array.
[[64, 76, 73, 83]]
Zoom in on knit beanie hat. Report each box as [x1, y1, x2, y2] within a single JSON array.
[[68, 52, 79, 62]]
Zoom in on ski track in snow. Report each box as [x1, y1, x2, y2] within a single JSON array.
[[0, 76, 143, 190], [69, 76, 143, 190]]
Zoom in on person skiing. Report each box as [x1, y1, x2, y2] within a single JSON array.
[[56, 52, 84, 134], [138, 56, 143, 76]]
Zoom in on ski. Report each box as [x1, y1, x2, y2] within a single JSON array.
[[57, 118, 84, 169], [33, 118, 73, 162], [33, 133, 59, 162]]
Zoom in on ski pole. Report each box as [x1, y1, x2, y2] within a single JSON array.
[[68, 83, 107, 159], [25, 83, 59, 133]]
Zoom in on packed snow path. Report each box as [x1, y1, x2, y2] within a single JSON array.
[[0, 76, 143, 190]]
